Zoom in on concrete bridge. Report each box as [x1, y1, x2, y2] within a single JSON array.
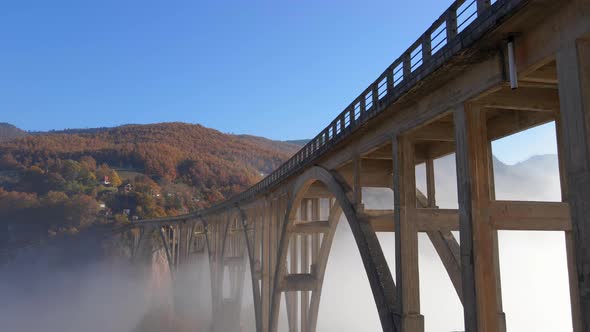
[[125, 0, 590, 331]]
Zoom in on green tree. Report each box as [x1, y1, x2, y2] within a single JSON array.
[[77, 167, 97, 186], [79, 155, 97, 172], [109, 169, 123, 187], [60, 160, 82, 182]]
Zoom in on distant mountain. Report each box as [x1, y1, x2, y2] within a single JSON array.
[[493, 154, 561, 201], [28, 127, 114, 135], [411, 154, 561, 209], [0, 123, 27, 142], [0, 122, 300, 204]]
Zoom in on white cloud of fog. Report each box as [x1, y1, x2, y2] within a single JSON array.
[[316, 153, 572, 332], [0, 258, 152, 332], [0, 245, 220, 332], [0, 153, 572, 332]]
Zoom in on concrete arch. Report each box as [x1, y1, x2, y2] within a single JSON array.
[[237, 206, 264, 332], [269, 166, 399, 332]]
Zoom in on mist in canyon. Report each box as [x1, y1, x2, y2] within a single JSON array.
[[315, 151, 571, 332], [0, 239, 218, 332], [0, 152, 574, 332]]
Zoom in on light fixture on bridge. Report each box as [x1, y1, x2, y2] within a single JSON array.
[[507, 36, 518, 89]]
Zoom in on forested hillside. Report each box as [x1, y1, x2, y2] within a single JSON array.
[[0, 122, 300, 256], [0, 123, 28, 142]]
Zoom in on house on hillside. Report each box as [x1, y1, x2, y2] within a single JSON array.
[[101, 176, 111, 186]]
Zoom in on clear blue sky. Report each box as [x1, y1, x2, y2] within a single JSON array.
[[1, 0, 556, 164]]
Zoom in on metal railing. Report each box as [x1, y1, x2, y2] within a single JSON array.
[[198, 0, 526, 216]]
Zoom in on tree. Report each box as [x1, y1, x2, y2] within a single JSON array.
[[96, 164, 122, 187], [46, 172, 66, 192], [0, 153, 21, 170], [60, 160, 82, 182], [64, 195, 99, 227], [42, 191, 68, 205], [77, 167, 97, 186], [96, 164, 111, 182], [79, 155, 97, 172], [109, 169, 123, 187]]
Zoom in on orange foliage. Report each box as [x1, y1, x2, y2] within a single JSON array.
[[0, 122, 298, 204]]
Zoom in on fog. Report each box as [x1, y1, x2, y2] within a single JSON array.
[[0, 152, 573, 332], [0, 253, 153, 331], [316, 153, 571, 332], [0, 241, 217, 332]]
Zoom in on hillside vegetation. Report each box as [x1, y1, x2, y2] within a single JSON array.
[[0, 122, 299, 255], [1, 122, 299, 197], [0, 123, 28, 142]]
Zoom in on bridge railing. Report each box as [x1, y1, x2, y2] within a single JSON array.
[[201, 0, 524, 216]]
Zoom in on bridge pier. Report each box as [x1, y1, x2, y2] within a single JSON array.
[[454, 105, 506, 332], [556, 38, 590, 332], [393, 136, 424, 332]]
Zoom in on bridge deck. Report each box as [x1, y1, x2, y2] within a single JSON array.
[[199, 0, 530, 216]]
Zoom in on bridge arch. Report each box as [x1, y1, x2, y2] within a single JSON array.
[[269, 166, 399, 332], [203, 208, 257, 332]]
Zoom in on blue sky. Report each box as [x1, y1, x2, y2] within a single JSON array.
[[0, 0, 556, 164]]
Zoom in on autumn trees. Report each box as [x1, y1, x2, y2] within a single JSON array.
[[0, 122, 298, 206], [0, 122, 299, 257]]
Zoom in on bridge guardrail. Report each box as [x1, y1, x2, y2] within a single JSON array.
[[198, 0, 528, 216]]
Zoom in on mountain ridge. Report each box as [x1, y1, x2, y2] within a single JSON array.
[[0, 123, 28, 143], [0, 122, 300, 204]]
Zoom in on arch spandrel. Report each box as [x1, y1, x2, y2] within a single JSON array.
[[269, 166, 399, 332]]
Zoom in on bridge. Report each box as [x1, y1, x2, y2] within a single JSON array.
[[120, 0, 590, 331]]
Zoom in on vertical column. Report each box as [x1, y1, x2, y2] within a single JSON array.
[[301, 199, 310, 332], [177, 225, 185, 265], [395, 135, 424, 332], [253, 205, 264, 332], [403, 53, 412, 81], [422, 35, 432, 65], [353, 155, 363, 211], [171, 226, 177, 270], [288, 227, 299, 332], [311, 199, 320, 276], [262, 200, 271, 332], [372, 84, 379, 110], [454, 104, 505, 332], [426, 159, 436, 208], [446, 9, 458, 42], [556, 39, 590, 332]]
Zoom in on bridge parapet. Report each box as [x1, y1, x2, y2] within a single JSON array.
[[204, 0, 529, 215]]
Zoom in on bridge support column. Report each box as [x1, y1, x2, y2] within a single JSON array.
[[393, 136, 424, 332], [300, 199, 310, 332], [454, 104, 505, 332], [261, 200, 272, 332], [556, 38, 590, 332]]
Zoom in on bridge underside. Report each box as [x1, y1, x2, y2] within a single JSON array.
[[125, 0, 590, 331]]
